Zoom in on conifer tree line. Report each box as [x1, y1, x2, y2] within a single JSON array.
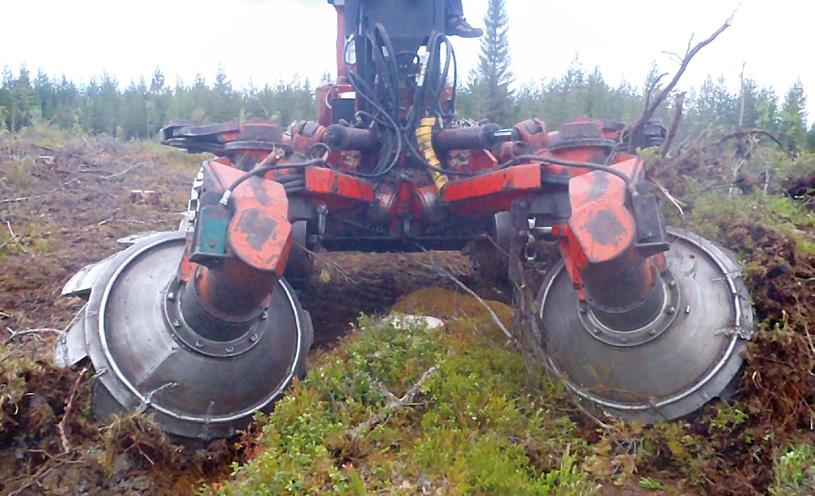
[[0, 67, 317, 141], [1, 0, 813, 153]]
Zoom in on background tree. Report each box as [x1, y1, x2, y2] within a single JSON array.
[[465, 0, 514, 125], [2, 66, 37, 132], [0, 64, 808, 154], [779, 80, 807, 153]]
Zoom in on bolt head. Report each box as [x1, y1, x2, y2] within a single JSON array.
[[666, 307, 677, 315], [167, 291, 175, 301], [172, 319, 181, 328], [249, 334, 259, 343]]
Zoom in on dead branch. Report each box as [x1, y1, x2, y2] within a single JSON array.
[[482, 234, 510, 258], [293, 241, 356, 283], [660, 50, 685, 65], [58, 367, 89, 453], [738, 62, 747, 128], [95, 208, 121, 227], [351, 366, 437, 439], [627, 12, 735, 152], [99, 162, 146, 180], [642, 72, 669, 113], [804, 324, 815, 357], [0, 178, 81, 205], [660, 92, 686, 157], [0, 193, 49, 205], [5, 453, 81, 496], [652, 178, 687, 217], [0, 220, 19, 252], [4, 327, 62, 344], [714, 127, 790, 155], [419, 260, 512, 341]]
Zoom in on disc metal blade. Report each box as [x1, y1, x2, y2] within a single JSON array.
[[538, 228, 754, 423], [69, 231, 311, 439]]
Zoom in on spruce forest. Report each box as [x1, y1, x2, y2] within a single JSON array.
[[1, 64, 813, 153]]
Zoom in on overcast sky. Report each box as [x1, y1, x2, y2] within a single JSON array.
[[2, 0, 812, 123]]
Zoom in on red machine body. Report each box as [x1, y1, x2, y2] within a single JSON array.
[[58, 0, 753, 440]]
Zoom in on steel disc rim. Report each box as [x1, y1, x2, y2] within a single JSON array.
[[91, 233, 304, 426], [538, 227, 751, 413]]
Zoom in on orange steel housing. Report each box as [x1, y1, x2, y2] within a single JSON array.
[[178, 161, 293, 318], [188, 118, 655, 311]]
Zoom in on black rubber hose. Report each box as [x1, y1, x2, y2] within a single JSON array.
[[219, 159, 325, 206], [502, 154, 634, 187]]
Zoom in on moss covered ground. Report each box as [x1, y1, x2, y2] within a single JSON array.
[[213, 290, 599, 495]]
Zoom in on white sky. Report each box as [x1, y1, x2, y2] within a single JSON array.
[[2, 0, 812, 123]]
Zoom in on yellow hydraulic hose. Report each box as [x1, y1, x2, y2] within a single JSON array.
[[416, 117, 448, 191]]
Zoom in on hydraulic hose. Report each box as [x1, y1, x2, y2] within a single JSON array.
[[416, 117, 448, 191]]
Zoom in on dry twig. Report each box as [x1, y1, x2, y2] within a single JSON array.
[[0, 193, 49, 205], [419, 260, 512, 341], [58, 367, 89, 453], [5, 453, 81, 496], [100, 161, 146, 180], [293, 241, 356, 283], [0, 177, 80, 205], [714, 127, 789, 154], [627, 12, 735, 152], [4, 327, 62, 344], [0, 220, 20, 252], [660, 92, 686, 157], [95, 208, 121, 227], [351, 366, 437, 439]]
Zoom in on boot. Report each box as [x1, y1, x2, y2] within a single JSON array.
[[446, 16, 483, 38]]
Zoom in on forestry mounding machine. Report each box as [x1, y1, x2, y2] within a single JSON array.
[[54, 0, 754, 440]]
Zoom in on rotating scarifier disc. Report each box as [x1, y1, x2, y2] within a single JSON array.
[[56, 232, 312, 440], [537, 228, 754, 423]]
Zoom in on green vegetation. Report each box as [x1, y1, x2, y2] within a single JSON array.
[[707, 406, 750, 434], [215, 311, 598, 495], [465, 0, 515, 125], [638, 477, 663, 490], [0, 343, 42, 438], [0, 219, 59, 257], [1, 57, 811, 152], [685, 191, 815, 256], [0, 67, 317, 139], [769, 443, 815, 496]]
